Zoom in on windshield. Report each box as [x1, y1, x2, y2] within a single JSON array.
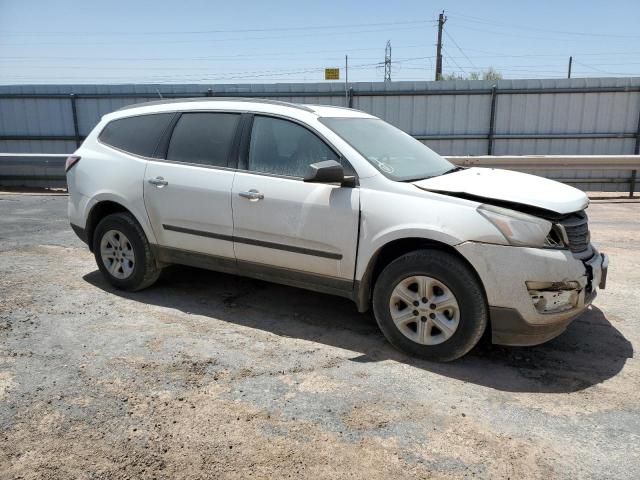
[[320, 117, 454, 181]]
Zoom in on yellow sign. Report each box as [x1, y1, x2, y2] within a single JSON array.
[[324, 68, 340, 80]]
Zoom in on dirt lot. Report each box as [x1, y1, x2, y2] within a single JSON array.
[[1, 193, 639, 479]]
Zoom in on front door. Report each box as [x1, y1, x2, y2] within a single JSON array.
[[231, 115, 360, 281], [143, 111, 241, 259]]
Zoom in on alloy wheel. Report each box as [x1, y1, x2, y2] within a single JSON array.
[[389, 275, 460, 345], [100, 229, 135, 279]]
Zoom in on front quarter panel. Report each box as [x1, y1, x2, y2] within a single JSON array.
[[355, 185, 508, 280]]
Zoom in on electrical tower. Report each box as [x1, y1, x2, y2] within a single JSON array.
[[435, 10, 447, 80], [384, 40, 392, 82]]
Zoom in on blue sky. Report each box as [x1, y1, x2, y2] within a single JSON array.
[[0, 0, 639, 84]]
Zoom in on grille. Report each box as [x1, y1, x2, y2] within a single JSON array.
[[559, 211, 590, 254]]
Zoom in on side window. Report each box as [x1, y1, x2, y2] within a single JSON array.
[[248, 116, 337, 177], [99, 113, 173, 157], [166, 112, 240, 167]]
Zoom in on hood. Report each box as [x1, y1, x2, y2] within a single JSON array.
[[414, 167, 588, 215]]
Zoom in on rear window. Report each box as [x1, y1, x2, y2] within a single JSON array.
[[166, 112, 240, 167], [98, 113, 174, 157]]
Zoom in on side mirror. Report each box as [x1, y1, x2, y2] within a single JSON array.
[[304, 160, 345, 184]]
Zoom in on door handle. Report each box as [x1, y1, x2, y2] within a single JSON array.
[[238, 189, 264, 201], [148, 176, 168, 187]]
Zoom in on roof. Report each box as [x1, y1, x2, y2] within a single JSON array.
[[109, 97, 374, 120], [117, 97, 314, 113]]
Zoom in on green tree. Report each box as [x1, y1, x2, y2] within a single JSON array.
[[443, 67, 503, 81]]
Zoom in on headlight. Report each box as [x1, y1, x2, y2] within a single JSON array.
[[477, 204, 552, 247], [544, 224, 569, 249]]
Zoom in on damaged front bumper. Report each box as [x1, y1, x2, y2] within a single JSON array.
[[456, 242, 607, 346]]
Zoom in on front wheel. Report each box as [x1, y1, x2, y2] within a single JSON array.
[[93, 212, 161, 291], [372, 249, 487, 362]]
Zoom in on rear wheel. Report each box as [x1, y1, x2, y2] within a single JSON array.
[[372, 249, 487, 362], [93, 212, 161, 291]]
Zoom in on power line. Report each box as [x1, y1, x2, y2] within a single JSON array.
[[447, 11, 640, 39], [569, 60, 640, 76], [442, 47, 468, 76], [0, 19, 433, 37], [5, 65, 638, 83], [0, 25, 429, 47], [0, 45, 429, 62], [5, 49, 639, 64], [3, 51, 639, 82], [0, 56, 435, 76], [0, 57, 414, 70], [443, 28, 478, 70], [0, 59, 413, 82], [20, 59, 635, 72], [445, 24, 583, 43], [572, 60, 610, 74], [450, 49, 640, 59]]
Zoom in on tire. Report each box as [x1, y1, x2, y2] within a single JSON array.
[[92, 212, 161, 291], [372, 249, 487, 362]]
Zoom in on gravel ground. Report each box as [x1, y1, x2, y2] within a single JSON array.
[[0, 193, 639, 479]]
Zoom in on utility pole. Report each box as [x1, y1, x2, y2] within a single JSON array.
[[567, 56, 573, 78], [435, 10, 447, 80], [345, 55, 349, 107], [384, 40, 392, 82]]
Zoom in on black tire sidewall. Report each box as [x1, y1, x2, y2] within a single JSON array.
[[93, 213, 149, 290], [373, 250, 487, 361]]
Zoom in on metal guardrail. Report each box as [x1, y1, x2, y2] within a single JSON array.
[[0, 154, 68, 188], [1, 153, 638, 196], [448, 154, 640, 170], [448, 155, 639, 196]]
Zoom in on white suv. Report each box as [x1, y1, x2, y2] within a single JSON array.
[[66, 98, 607, 361]]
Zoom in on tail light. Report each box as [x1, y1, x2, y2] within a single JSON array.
[[65, 155, 81, 172]]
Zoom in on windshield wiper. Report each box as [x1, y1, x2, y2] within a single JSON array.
[[402, 167, 466, 182], [441, 166, 465, 175]]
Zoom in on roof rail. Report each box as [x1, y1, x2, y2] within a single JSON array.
[[304, 103, 367, 114], [116, 97, 315, 112]]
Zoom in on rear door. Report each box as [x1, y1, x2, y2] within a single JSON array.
[[143, 111, 241, 259], [231, 114, 360, 281]]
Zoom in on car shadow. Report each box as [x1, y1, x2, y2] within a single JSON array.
[[84, 265, 633, 394]]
